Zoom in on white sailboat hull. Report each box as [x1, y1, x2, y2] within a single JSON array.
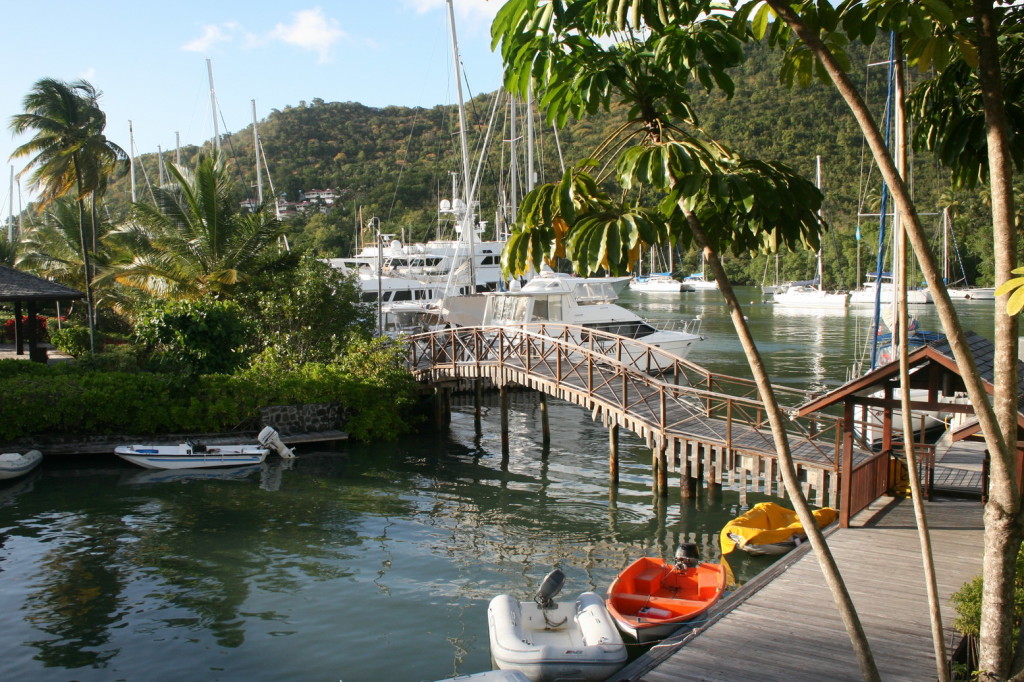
[[773, 286, 849, 309]]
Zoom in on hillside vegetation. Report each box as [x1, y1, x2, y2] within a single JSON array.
[[108, 40, 1002, 289]]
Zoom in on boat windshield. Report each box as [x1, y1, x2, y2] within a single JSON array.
[[585, 321, 658, 339]]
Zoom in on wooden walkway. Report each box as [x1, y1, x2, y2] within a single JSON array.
[[408, 325, 879, 506], [617, 495, 984, 681]]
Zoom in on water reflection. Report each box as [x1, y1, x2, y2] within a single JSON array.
[[0, 290, 997, 680]]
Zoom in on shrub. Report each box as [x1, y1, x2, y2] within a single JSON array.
[[50, 325, 91, 357], [134, 299, 252, 375]]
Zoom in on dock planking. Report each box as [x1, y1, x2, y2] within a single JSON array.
[[616, 495, 983, 682]]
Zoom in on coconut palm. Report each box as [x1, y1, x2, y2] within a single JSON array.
[[9, 78, 127, 350], [109, 153, 285, 301]]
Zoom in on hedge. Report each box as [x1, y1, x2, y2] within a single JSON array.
[[0, 338, 419, 442]]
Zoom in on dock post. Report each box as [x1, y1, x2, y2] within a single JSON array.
[[540, 392, 550, 447], [434, 386, 450, 430], [609, 424, 620, 486], [707, 464, 723, 503], [500, 385, 510, 458], [474, 379, 484, 433], [655, 440, 669, 497]]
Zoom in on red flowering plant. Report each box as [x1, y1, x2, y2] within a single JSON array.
[[1, 316, 53, 342]]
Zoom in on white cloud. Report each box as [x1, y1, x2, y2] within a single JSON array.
[[269, 8, 346, 63], [182, 23, 237, 53], [405, 0, 500, 26]]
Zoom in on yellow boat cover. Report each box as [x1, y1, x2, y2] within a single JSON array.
[[719, 502, 837, 555]]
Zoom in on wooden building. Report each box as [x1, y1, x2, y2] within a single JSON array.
[[794, 331, 1021, 525], [0, 264, 84, 362]]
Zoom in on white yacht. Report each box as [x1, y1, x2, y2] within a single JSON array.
[[472, 277, 704, 367]]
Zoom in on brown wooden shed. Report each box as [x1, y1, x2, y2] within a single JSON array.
[[0, 264, 84, 362]]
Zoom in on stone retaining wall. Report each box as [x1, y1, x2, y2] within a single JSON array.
[[259, 403, 343, 435]]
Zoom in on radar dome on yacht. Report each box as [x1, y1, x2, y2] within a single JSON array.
[[509, 279, 522, 291], [439, 199, 451, 211]]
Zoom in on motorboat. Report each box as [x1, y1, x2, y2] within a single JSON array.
[[115, 426, 293, 470], [0, 450, 42, 480], [605, 543, 726, 642], [719, 502, 837, 556], [630, 273, 686, 293], [948, 286, 995, 301], [478, 277, 703, 363], [487, 569, 627, 681]]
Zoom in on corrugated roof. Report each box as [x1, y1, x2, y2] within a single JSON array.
[[0, 264, 84, 301]]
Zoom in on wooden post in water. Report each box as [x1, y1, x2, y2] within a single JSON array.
[[473, 379, 483, 433], [655, 439, 669, 497], [500, 385, 510, 457], [609, 424, 620, 486], [539, 393, 550, 446], [680, 443, 699, 499], [434, 386, 451, 430]]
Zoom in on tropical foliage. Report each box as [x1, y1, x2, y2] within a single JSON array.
[[109, 154, 288, 301]]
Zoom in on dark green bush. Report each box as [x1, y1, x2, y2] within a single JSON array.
[[134, 299, 252, 375], [0, 336, 419, 441], [49, 325, 91, 357]]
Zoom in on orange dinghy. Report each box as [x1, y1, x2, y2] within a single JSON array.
[[605, 543, 726, 642]]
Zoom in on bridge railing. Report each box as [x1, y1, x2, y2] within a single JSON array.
[[407, 325, 848, 469]]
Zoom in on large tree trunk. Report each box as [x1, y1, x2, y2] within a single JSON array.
[[72, 157, 96, 354], [682, 206, 880, 681], [893, 47, 948, 681], [972, 2, 1023, 679], [765, 3, 1020, 676]]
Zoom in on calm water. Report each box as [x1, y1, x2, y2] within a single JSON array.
[[0, 288, 997, 681]]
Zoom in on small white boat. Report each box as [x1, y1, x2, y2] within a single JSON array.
[[488, 569, 626, 682], [115, 426, 292, 470], [0, 450, 43, 480], [630, 273, 684, 293]]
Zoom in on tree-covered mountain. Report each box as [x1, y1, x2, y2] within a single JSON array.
[[107, 39, 1004, 288]]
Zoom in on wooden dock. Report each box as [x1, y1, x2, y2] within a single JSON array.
[[616, 495, 984, 681]]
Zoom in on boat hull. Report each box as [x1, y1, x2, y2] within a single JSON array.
[[487, 592, 626, 682], [115, 444, 269, 470], [605, 558, 726, 643], [773, 287, 849, 309], [0, 450, 43, 480]]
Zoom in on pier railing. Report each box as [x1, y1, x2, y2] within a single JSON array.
[[407, 324, 856, 480]]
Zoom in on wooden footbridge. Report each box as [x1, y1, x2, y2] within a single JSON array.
[[406, 324, 886, 509]]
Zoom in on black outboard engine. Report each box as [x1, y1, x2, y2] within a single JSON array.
[[534, 568, 566, 610], [675, 542, 701, 571]]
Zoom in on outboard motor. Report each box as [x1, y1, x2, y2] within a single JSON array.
[[257, 426, 296, 459], [534, 568, 568, 629], [534, 568, 566, 610], [675, 542, 701, 571]]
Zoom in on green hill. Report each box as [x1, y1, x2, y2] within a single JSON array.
[[109, 40, 996, 289]]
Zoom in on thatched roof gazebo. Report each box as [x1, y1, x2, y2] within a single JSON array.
[[0, 264, 84, 362]]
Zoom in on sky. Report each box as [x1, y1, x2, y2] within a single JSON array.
[[0, 0, 506, 214]]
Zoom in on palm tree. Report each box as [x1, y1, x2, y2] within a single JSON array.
[[9, 78, 127, 351], [108, 153, 285, 300]]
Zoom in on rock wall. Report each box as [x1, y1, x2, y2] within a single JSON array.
[[259, 403, 343, 436]]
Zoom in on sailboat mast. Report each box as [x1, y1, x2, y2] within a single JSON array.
[[128, 122, 137, 203], [207, 59, 221, 156], [446, 0, 476, 290], [252, 100, 263, 205], [815, 155, 824, 291]]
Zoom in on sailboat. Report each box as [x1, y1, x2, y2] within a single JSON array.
[[774, 157, 849, 309], [942, 208, 995, 300], [682, 254, 719, 290]]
